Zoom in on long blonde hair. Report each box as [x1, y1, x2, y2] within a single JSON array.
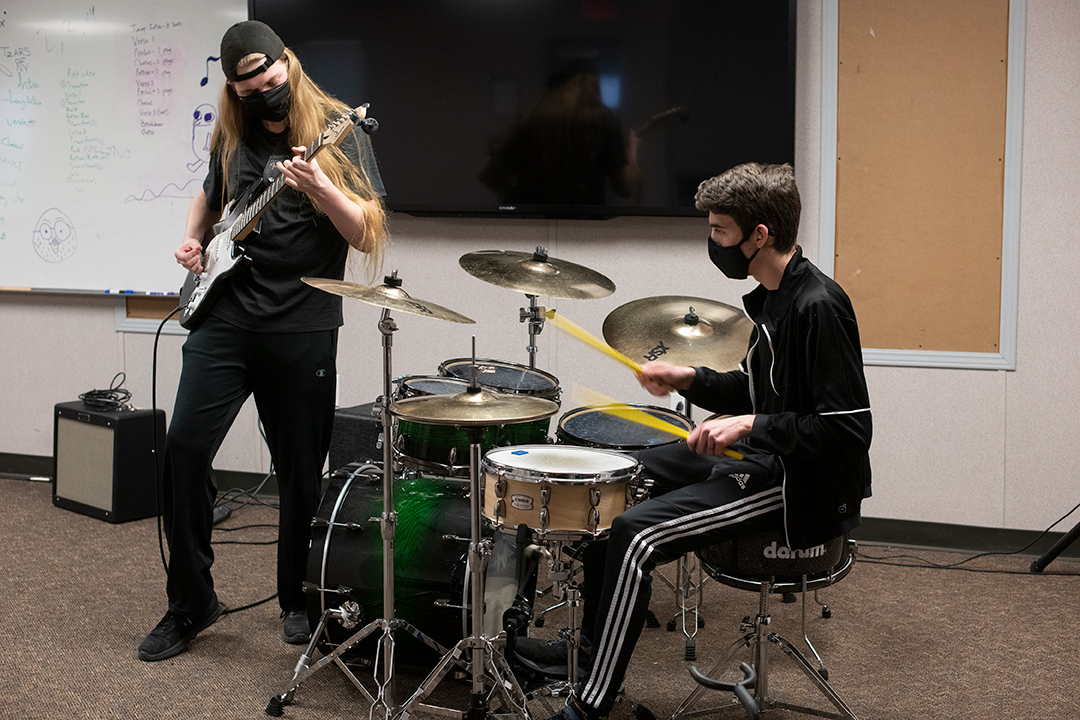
[[211, 48, 389, 277]]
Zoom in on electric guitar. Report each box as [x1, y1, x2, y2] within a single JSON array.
[[177, 104, 377, 330]]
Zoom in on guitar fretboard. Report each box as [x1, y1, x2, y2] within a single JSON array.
[[225, 114, 350, 243]]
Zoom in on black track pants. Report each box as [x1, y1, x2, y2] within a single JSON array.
[[577, 442, 785, 712]]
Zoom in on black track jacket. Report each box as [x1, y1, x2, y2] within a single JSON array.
[[682, 247, 873, 549]]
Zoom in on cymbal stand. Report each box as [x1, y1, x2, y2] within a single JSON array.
[[269, 278, 448, 719], [519, 293, 546, 370], [398, 375, 532, 720]]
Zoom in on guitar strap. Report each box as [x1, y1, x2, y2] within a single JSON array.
[[228, 154, 289, 244], [250, 154, 288, 238]]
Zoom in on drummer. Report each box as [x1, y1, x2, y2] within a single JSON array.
[[514, 162, 873, 720]]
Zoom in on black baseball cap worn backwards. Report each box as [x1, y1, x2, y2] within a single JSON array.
[[220, 20, 285, 82]]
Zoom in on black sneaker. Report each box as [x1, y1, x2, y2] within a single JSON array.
[[281, 609, 311, 645], [138, 601, 225, 662], [515, 635, 591, 678]]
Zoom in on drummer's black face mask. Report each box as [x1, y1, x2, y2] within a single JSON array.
[[708, 231, 761, 280]]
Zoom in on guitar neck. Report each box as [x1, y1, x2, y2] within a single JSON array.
[[221, 104, 371, 246], [224, 136, 329, 244]]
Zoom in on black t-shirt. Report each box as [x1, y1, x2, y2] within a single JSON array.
[[202, 119, 385, 332]]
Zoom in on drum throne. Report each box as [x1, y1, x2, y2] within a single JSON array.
[[669, 530, 858, 720]]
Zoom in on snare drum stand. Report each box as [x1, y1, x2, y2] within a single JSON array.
[[526, 538, 589, 703], [268, 301, 449, 718], [397, 427, 533, 720]]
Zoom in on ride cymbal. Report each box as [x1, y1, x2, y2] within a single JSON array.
[[390, 387, 559, 427], [602, 295, 753, 371], [302, 277, 475, 324], [459, 248, 615, 300]]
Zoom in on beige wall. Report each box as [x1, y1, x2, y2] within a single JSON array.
[[2, 1, 1076, 534]]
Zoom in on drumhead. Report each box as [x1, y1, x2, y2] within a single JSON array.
[[395, 375, 469, 399], [439, 358, 559, 398], [557, 404, 692, 450], [483, 444, 638, 483]]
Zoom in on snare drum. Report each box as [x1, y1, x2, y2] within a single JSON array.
[[439, 358, 559, 446], [556, 404, 692, 451], [482, 445, 640, 539], [392, 375, 496, 475]]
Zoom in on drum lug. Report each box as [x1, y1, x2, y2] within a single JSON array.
[[494, 477, 507, 499], [589, 486, 602, 507], [493, 498, 506, 520], [588, 506, 600, 534], [539, 483, 551, 530]]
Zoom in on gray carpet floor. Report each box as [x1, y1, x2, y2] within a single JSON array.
[[2, 476, 1078, 720]]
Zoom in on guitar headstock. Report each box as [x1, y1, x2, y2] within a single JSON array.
[[317, 103, 376, 153]]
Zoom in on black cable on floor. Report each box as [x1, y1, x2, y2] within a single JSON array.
[[856, 499, 1080, 576]]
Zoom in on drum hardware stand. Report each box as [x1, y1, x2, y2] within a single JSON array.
[[518, 538, 590, 713], [516, 246, 553, 370], [545, 541, 587, 687], [520, 293, 546, 370], [397, 425, 533, 720], [1031, 512, 1080, 572], [269, 275, 449, 718]]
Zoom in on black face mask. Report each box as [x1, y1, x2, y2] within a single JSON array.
[[707, 233, 760, 280], [241, 79, 291, 122]]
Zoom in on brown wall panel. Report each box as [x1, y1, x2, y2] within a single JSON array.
[[836, 0, 1009, 352]]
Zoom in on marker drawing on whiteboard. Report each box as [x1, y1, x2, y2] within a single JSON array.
[[187, 104, 216, 172], [199, 56, 220, 86], [124, 178, 202, 202], [32, 208, 77, 263]]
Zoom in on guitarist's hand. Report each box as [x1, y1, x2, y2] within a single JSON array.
[[175, 238, 205, 274], [278, 146, 329, 198]]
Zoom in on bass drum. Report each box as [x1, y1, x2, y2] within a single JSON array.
[[306, 467, 471, 666]]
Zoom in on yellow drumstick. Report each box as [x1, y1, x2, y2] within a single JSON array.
[[573, 383, 744, 460], [544, 310, 642, 372], [545, 309, 676, 393]]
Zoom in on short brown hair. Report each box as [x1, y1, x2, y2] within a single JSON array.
[[694, 163, 801, 253]]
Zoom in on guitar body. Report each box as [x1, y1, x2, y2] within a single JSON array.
[[175, 104, 375, 331], [178, 201, 254, 330]]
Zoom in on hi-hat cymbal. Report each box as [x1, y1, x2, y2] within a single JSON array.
[[302, 277, 475, 324], [459, 249, 615, 299], [390, 387, 559, 427], [602, 295, 753, 371]]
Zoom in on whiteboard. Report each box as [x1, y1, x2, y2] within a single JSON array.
[[0, 0, 247, 294]]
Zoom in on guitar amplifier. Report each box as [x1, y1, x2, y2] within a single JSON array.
[[52, 401, 166, 523], [329, 402, 382, 472]]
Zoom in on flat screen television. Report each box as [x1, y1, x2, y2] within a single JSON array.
[[251, 0, 796, 219]]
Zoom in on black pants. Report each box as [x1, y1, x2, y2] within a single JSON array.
[[576, 442, 785, 712], [162, 316, 337, 619]]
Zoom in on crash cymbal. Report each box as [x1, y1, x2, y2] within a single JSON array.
[[459, 248, 615, 300], [302, 277, 475, 324], [602, 295, 753, 371], [390, 386, 559, 427]]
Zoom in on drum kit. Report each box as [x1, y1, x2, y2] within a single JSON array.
[[266, 248, 752, 720]]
